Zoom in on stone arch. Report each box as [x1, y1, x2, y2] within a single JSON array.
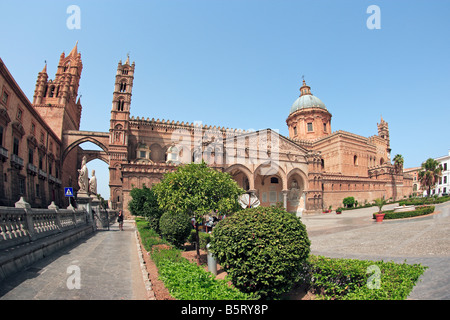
[[254, 163, 287, 190], [224, 164, 254, 191], [62, 135, 109, 165]]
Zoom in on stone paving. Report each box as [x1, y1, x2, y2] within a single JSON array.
[[1, 202, 449, 300], [0, 220, 148, 300], [302, 201, 450, 299]]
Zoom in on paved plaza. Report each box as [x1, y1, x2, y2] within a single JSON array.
[[302, 201, 450, 299], [1, 202, 449, 300]]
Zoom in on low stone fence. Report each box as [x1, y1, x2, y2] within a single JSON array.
[[0, 198, 90, 251], [0, 197, 95, 281]]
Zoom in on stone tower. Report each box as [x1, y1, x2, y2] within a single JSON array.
[[32, 42, 83, 139], [109, 55, 135, 210], [377, 116, 391, 161]]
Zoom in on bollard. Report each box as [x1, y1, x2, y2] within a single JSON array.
[[206, 243, 217, 276]]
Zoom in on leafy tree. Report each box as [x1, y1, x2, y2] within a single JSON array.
[[418, 158, 443, 197], [152, 161, 244, 260], [128, 185, 163, 232]]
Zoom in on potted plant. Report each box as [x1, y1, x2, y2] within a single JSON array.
[[374, 198, 387, 222], [336, 207, 343, 214]]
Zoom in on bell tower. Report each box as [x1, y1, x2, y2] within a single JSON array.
[[109, 55, 135, 210], [32, 42, 83, 139]]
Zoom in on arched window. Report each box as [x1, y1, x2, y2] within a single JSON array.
[[119, 82, 127, 93], [354, 155, 358, 166], [270, 177, 279, 184], [117, 99, 124, 111]]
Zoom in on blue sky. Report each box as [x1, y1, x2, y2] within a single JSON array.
[[1, 0, 449, 200]]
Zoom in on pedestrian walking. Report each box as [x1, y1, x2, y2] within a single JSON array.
[[117, 210, 124, 231]]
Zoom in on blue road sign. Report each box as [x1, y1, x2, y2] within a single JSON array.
[[64, 187, 74, 197]]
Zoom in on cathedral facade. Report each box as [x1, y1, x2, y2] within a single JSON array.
[[0, 45, 413, 214]]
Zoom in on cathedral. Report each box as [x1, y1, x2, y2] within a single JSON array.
[[0, 44, 413, 214]]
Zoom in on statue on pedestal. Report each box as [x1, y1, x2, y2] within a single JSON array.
[[78, 156, 89, 195], [89, 169, 97, 196]]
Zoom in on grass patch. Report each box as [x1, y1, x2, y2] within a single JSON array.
[[301, 255, 427, 300]]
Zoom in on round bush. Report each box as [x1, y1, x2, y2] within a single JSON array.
[[159, 212, 192, 248], [210, 207, 310, 298]]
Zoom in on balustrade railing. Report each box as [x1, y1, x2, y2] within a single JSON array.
[[0, 200, 90, 251]]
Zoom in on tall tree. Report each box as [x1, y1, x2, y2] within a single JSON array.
[[418, 158, 443, 197], [152, 161, 244, 261], [393, 154, 404, 173]]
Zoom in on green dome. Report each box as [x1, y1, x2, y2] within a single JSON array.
[[290, 95, 327, 114]]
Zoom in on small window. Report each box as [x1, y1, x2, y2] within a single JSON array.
[[354, 155, 358, 166], [16, 108, 23, 121], [140, 151, 146, 158], [270, 177, 279, 184], [0, 126, 3, 147], [444, 163, 448, 171], [293, 126, 297, 135], [1, 91, 8, 105], [31, 123, 36, 135], [40, 131, 45, 143], [307, 123, 313, 132], [19, 178, 25, 195], [13, 137, 19, 155], [323, 123, 327, 132]]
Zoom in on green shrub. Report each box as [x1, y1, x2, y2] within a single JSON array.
[[210, 206, 310, 299], [159, 212, 192, 248], [300, 255, 427, 300], [188, 229, 211, 250], [343, 196, 355, 208], [135, 217, 168, 251]]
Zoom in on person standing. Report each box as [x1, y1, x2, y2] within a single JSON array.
[[117, 210, 124, 231]]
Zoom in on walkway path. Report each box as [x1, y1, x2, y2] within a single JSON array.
[[0, 220, 148, 300], [302, 201, 450, 299]]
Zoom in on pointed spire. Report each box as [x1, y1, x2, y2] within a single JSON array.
[[125, 52, 130, 65], [68, 41, 78, 57], [41, 62, 47, 74]]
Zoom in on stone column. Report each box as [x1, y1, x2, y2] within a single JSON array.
[[282, 190, 289, 210]]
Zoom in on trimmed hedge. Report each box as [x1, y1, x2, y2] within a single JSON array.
[[372, 205, 435, 220], [159, 212, 192, 248], [399, 196, 450, 206], [210, 206, 310, 299], [301, 255, 427, 300]]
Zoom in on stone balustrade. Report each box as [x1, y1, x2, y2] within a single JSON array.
[[0, 197, 89, 251]]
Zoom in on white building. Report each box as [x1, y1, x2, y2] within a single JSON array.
[[434, 149, 450, 196]]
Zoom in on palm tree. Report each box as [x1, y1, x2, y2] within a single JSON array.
[[393, 154, 404, 173], [418, 158, 443, 197], [374, 198, 387, 213]]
